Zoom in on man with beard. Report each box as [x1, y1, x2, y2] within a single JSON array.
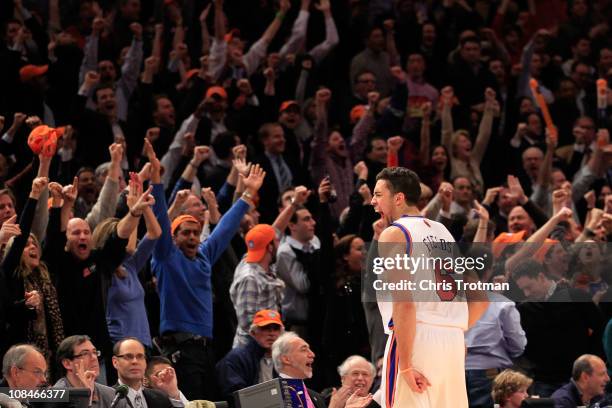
[[216, 309, 284, 399], [230, 225, 284, 348], [271, 332, 333, 408], [55, 335, 128, 408]]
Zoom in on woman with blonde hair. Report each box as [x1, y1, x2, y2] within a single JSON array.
[[2, 177, 64, 364], [492, 369, 533, 408], [441, 86, 498, 195]]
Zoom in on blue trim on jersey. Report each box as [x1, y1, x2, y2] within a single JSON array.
[[390, 222, 412, 257]]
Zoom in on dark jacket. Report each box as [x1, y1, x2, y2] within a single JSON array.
[[215, 336, 277, 399], [551, 380, 601, 408], [518, 286, 605, 384], [143, 388, 174, 408]]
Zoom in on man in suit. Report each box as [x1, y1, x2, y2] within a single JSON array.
[[271, 332, 326, 408], [554, 116, 597, 180], [55, 335, 127, 408], [254, 123, 299, 224], [112, 338, 173, 408]]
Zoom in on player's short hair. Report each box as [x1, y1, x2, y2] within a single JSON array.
[[375, 167, 421, 205], [491, 369, 532, 404]]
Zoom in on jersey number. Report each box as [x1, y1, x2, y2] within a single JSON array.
[[434, 265, 458, 301]]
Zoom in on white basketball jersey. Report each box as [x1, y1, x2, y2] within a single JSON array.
[[376, 215, 468, 333]]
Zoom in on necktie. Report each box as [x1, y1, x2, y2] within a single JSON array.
[[302, 387, 316, 408], [134, 394, 144, 408], [275, 156, 292, 190]]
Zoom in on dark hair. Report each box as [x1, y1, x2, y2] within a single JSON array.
[[354, 70, 376, 84], [277, 186, 296, 208], [212, 131, 238, 160], [153, 94, 171, 111], [572, 355, 595, 381], [512, 259, 545, 281], [334, 234, 361, 287], [365, 136, 386, 154], [113, 337, 144, 356], [289, 205, 308, 223], [258, 122, 282, 142], [375, 167, 421, 205], [460, 36, 480, 48], [92, 83, 115, 103], [56, 335, 92, 375], [76, 167, 95, 178], [145, 356, 173, 379]]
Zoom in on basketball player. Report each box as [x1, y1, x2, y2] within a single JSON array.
[[372, 167, 488, 407]]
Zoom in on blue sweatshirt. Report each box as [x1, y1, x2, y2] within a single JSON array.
[[106, 237, 156, 347], [151, 183, 249, 337]]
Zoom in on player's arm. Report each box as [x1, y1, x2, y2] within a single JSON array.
[[379, 226, 416, 372]]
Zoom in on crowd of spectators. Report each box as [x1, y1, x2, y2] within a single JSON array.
[[1, 0, 612, 406]]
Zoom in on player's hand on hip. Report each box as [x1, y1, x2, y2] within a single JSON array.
[[402, 367, 431, 393]]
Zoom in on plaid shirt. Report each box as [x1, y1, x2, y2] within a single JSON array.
[[230, 260, 285, 348]]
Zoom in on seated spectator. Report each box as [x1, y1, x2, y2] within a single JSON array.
[[216, 309, 284, 399], [551, 354, 609, 407], [145, 357, 188, 407], [326, 355, 377, 408], [491, 369, 532, 408], [111, 338, 172, 408], [229, 225, 284, 348], [1, 344, 47, 389], [271, 332, 327, 408], [55, 335, 125, 408]]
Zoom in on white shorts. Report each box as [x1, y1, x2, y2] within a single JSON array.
[[381, 323, 468, 408]]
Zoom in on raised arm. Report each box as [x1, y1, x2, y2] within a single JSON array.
[[78, 18, 104, 85], [199, 5, 212, 55], [2, 178, 47, 274], [243, 0, 291, 76], [85, 143, 121, 230], [309, 0, 339, 64], [440, 87, 454, 153], [200, 164, 265, 264], [272, 186, 309, 232], [117, 23, 145, 97], [471, 88, 497, 165], [278, 0, 310, 59], [419, 103, 432, 165]]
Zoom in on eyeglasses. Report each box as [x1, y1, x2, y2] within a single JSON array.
[[72, 350, 101, 359], [17, 367, 48, 379], [115, 353, 146, 361]]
